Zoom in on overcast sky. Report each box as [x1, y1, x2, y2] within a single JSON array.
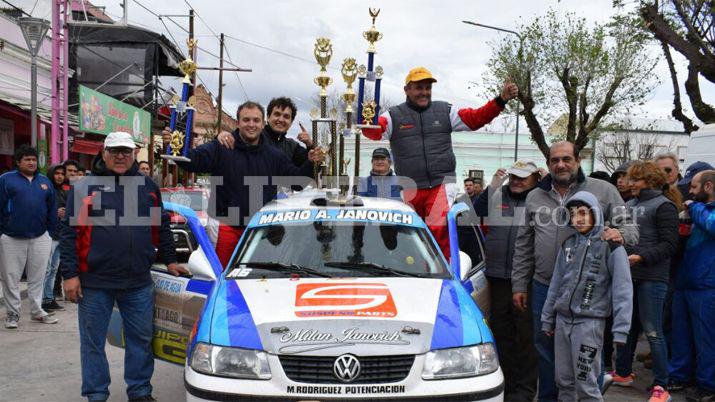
[[16, 0, 715, 136]]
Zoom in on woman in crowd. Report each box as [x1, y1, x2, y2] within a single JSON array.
[[611, 161, 681, 402]]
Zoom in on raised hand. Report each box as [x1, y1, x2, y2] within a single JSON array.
[[297, 122, 313, 148], [501, 78, 519, 101]]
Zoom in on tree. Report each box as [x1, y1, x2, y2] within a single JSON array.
[[483, 10, 659, 158], [594, 120, 679, 172], [628, 0, 715, 130]]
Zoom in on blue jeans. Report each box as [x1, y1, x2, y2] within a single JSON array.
[[43, 240, 60, 303], [78, 284, 155, 401], [669, 289, 715, 392], [532, 280, 558, 402], [615, 280, 669, 387]]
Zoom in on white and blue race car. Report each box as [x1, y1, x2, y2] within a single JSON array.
[[108, 190, 502, 401]]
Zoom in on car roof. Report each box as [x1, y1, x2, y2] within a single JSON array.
[[260, 188, 416, 213]]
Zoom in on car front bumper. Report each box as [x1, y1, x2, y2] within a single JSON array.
[[184, 353, 504, 402]]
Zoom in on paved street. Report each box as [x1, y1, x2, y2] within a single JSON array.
[[0, 291, 687, 402]]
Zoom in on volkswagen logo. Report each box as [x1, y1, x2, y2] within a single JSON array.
[[333, 354, 361, 382]]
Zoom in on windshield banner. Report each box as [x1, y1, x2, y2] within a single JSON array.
[[248, 208, 423, 228]]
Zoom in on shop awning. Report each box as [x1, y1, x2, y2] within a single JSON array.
[[71, 137, 103, 155]]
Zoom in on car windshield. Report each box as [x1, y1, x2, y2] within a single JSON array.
[[161, 191, 206, 212], [228, 221, 450, 279]]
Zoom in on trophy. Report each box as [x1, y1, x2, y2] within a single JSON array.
[[354, 8, 384, 178], [311, 38, 339, 188], [338, 57, 358, 192], [162, 38, 198, 163]]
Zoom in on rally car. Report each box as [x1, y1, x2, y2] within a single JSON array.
[[107, 190, 502, 401]]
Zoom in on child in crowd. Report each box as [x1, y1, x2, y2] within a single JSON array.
[[542, 191, 633, 401]]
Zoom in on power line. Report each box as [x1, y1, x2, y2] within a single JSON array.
[[185, 3, 249, 101], [223, 34, 322, 67], [1, 0, 30, 16]]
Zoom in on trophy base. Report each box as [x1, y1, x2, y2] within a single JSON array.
[[160, 155, 191, 164], [354, 124, 381, 129]]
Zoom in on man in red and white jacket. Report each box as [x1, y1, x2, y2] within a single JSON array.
[[361, 67, 518, 260]]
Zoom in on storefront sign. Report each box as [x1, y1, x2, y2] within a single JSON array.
[[79, 85, 151, 146]]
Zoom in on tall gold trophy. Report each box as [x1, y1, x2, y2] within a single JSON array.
[[340, 57, 357, 193], [354, 8, 384, 179], [311, 38, 339, 188]]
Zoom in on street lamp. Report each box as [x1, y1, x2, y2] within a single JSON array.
[[463, 20, 523, 162], [18, 17, 51, 148]]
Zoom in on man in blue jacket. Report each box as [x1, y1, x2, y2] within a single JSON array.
[[166, 101, 324, 268], [669, 169, 715, 401], [0, 145, 58, 328], [60, 132, 187, 402]]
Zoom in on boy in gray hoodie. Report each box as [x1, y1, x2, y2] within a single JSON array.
[[542, 191, 633, 401]]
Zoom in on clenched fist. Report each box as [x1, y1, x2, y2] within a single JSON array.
[[501, 78, 519, 101]]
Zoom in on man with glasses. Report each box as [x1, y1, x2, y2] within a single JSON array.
[[474, 159, 542, 401], [511, 141, 638, 402], [60, 131, 188, 402], [654, 153, 681, 189]]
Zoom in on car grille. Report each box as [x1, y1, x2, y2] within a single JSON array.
[[279, 354, 414, 384]]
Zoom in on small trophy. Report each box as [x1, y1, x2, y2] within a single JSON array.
[[162, 38, 198, 163], [311, 38, 339, 188], [354, 8, 384, 178]]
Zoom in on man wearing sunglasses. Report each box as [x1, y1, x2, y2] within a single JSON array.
[[60, 131, 188, 402], [655, 153, 681, 189]]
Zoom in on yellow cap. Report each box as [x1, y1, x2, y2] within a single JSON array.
[[404, 67, 437, 85]]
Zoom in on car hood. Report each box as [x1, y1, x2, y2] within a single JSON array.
[[204, 277, 490, 356]]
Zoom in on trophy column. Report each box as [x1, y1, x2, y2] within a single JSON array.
[[354, 8, 385, 183], [163, 38, 198, 163]]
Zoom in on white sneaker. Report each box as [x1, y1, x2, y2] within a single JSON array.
[[601, 372, 613, 394], [4, 314, 19, 329], [31, 314, 58, 324]]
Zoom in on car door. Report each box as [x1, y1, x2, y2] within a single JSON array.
[[447, 201, 490, 317], [106, 202, 222, 365]]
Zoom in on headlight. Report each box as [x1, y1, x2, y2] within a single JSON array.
[[190, 342, 271, 379], [421, 343, 498, 380]]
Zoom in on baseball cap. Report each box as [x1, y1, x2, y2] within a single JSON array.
[[104, 131, 136, 149], [405, 67, 437, 85], [372, 147, 391, 159], [678, 161, 714, 186], [506, 159, 538, 178]]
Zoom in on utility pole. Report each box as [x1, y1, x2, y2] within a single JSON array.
[[189, 9, 196, 89], [216, 33, 224, 133]]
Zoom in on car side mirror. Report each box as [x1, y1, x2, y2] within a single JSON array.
[[458, 250, 472, 281], [187, 246, 217, 282]]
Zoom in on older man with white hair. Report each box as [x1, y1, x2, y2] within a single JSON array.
[[60, 131, 187, 402]]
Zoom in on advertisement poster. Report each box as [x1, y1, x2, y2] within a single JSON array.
[[79, 85, 151, 146]]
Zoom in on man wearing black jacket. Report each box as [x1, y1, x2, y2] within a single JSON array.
[[60, 132, 187, 402], [216, 97, 313, 167], [165, 101, 324, 267], [475, 159, 541, 402]]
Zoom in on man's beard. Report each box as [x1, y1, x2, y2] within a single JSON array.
[[692, 188, 709, 203], [553, 170, 577, 186]]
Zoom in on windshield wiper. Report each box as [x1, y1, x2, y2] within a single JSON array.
[[240, 262, 333, 278], [324, 261, 430, 278]]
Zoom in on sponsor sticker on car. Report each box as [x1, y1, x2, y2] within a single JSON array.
[[295, 282, 397, 318]]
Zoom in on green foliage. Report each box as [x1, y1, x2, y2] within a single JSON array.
[[483, 9, 659, 156]]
